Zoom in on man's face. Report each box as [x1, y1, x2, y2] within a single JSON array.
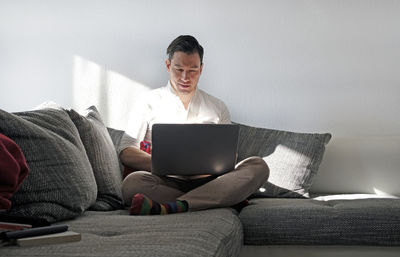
[[166, 51, 203, 95]]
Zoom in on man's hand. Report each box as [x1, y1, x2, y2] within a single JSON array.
[[120, 146, 152, 172]]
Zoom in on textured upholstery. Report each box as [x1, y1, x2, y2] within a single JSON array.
[[68, 106, 123, 210], [240, 196, 400, 246], [235, 123, 331, 197], [107, 127, 127, 174], [2, 106, 399, 256], [0, 108, 97, 222], [107, 127, 126, 155], [2, 208, 243, 257]]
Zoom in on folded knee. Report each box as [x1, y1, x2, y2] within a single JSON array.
[[246, 156, 270, 181], [121, 171, 153, 205]]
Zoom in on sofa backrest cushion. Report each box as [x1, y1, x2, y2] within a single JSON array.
[[0, 108, 97, 222], [67, 106, 124, 210], [106, 127, 128, 174], [107, 127, 137, 157], [106, 128, 139, 180], [236, 123, 331, 198]]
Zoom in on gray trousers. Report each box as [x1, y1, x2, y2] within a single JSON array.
[[121, 156, 269, 211]]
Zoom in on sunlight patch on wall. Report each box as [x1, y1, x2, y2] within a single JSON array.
[[72, 55, 104, 112], [373, 188, 398, 197], [72, 55, 150, 130]]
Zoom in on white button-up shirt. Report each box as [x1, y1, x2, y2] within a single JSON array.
[[126, 81, 231, 147]]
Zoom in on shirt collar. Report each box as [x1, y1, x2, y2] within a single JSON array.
[[166, 80, 176, 95]]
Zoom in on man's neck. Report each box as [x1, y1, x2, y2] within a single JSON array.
[[170, 81, 196, 110], [178, 92, 194, 110]]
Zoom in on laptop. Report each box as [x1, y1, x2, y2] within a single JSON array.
[[151, 123, 239, 176]]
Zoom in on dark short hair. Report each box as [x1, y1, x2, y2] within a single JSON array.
[[167, 35, 204, 64]]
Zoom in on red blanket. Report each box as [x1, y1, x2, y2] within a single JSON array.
[[0, 133, 29, 210]]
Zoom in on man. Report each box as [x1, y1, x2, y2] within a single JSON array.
[[121, 35, 269, 215]]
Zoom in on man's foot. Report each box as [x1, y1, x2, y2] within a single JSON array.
[[130, 193, 189, 215]]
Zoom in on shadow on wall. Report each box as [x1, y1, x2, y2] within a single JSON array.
[[72, 55, 150, 130]]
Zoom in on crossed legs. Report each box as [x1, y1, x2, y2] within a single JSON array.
[[122, 156, 269, 212]]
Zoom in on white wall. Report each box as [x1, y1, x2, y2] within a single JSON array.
[[1, 0, 400, 195]]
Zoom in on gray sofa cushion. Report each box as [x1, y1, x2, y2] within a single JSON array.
[[239, 196, 400, 246], [67, 106, 123, 210], [1, 208, 243, 257], [107, 127, 137, 156], [107, 127, 126, 155], [107, 127, 126, 174], [235, 123, 331, 197], [0, 108, 97, 222], [106, 127, 137, 161]]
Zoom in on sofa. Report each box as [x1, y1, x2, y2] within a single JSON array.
[[1, 104, 400, 257]]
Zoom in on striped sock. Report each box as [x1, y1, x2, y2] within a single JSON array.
[[130, 193, 189, 215]]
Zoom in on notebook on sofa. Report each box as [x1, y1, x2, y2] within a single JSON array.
[[151, 123, 239, 176]]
